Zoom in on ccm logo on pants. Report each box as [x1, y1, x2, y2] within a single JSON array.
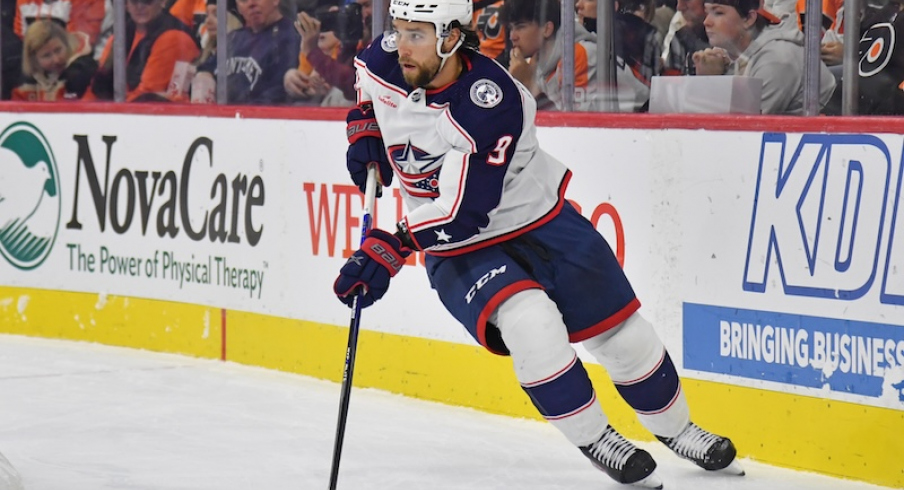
[[466, 265, 507, 304]]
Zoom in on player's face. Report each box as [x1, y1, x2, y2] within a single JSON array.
[[508, 21, 544, 57], [702, 3, 750, 51], [392, 19, 442, 87]]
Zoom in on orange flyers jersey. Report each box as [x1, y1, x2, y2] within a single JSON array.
[[539, 41, 597, 111], [795, 0, 843, 33], [472, 0, 506, 59]]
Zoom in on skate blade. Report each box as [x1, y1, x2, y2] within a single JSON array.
[[630, 472, 664, 489], [717, 459, 746, 476]]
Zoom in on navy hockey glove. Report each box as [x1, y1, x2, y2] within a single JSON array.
[[333, 229, 411, 308], [346, 103, 393, 194]]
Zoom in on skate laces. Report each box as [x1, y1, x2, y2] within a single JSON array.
[[586, 426, 637, 470], [667, 423, 720, 461]]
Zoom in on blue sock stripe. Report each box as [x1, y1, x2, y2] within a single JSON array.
[[522, 357, 595, 418], [614, 351, 681, 413], [634, 385, 682, 415], [547, 391, 597, 420]]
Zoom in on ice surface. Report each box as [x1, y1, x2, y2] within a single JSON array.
[[0, 451, 24, 490], [0, 334, 890, 490]]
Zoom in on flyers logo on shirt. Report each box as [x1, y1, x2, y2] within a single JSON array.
[[859, 22, 895, 77]]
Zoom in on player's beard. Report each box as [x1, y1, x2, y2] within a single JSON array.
[[400, 55, 442, 88]]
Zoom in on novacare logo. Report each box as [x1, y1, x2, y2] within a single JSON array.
[[0, 122, 61, 270]]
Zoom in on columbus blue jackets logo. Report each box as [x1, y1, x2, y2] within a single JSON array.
[[382, 32, 398, 52], [0, 122, 61, 270], [470, 79, 502, 108], [387, 142, 443, 198]]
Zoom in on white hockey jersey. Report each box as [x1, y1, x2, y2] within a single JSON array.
[[354, 34, 571, 256]]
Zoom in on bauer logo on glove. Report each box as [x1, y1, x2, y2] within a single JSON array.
[[333, 229, 412, 308], [367, 242, 405, 274], [346, 104, 394, 194]]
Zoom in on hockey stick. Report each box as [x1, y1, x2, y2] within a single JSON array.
[[328, 165, 379, 490]]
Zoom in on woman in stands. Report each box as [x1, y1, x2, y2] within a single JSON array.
[[83, 0, 199, 102], [692, 0, 835, 114]]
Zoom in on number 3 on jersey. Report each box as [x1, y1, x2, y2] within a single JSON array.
[[487, 135, 513, 165]]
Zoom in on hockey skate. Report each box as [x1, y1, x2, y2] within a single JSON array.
[[657, 422, 745, 475], [580, 425, 663, 489]]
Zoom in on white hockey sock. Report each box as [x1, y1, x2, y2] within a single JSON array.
[[582, 313, 690, 438], [491, 289, 608, 446]]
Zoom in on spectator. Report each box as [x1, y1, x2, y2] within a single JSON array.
[[195, 0, 242, 65], [168, 0, 208, 42], [83, 0, 200, 101], [355, 0, 371, 42], [620, 0, 658, 21], [2, 0, 15, 32], [652, 0, 677, 37], [822, 0, 904, 114], [660, 1, 686, 56], [12, 19, 97, 100], [662, 0, 710, 74], [194, 0, 300, 104], [473, 0, 509, 65], [765, 0, 794, 17], [284, 4, 359, 105], [792, 0, 843, 84], [575, 0, 662, 110], [794, 0, 841, 35], [91, 0, 113, 59], [2, 16, 24, 99], [13, 0, 106, 46], [818, 7, 844, 67], [575, 0, 594, 26], [503, 0, 600, 111], [617, 0, 662, 107], [692, 0, 835, 114]]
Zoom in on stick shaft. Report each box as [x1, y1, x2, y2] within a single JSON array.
[[328, 166, 379, 490]]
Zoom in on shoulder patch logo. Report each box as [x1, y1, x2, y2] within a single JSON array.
[[470, 79, 503, 108], [381, 32, 398, 52]]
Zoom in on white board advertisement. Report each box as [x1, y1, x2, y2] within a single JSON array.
[[1, 113, 902, 411]]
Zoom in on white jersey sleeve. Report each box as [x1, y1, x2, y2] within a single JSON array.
[[354, 35, 570, 256]]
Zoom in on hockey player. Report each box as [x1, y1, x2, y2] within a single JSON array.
[[332, 0, 744, 486]]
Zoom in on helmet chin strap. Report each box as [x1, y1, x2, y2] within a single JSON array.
[[429, 29, 464, 82]]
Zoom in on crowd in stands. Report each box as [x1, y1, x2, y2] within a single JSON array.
[[0, 0, 902, 113]]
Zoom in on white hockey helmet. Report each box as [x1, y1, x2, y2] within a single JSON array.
[[389, 0, 473, 38]]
